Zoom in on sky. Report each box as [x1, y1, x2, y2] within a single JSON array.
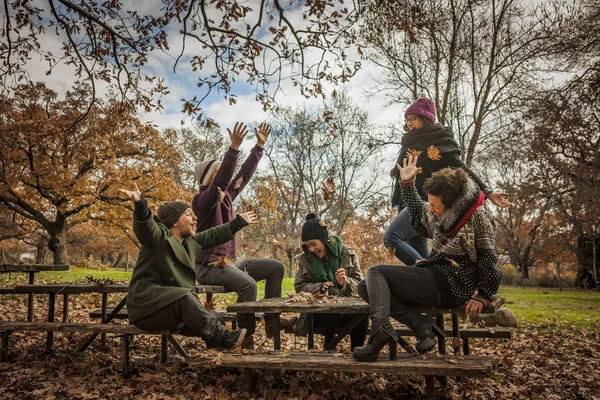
[[10, 1, 406, 139]]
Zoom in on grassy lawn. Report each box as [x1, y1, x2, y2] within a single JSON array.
[[2, 268, 599, 329]]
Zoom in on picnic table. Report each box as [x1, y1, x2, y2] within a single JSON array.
[[0, 264, 69, 321], [227, 296, 505, 353]]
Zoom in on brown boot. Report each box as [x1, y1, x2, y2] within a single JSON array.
[[264, 315, 299, 338], [241, 335, 254, 350]]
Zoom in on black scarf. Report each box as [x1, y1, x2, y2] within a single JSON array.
[[391, 123, 462, 208]]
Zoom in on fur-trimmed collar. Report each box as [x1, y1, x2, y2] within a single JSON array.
[[426, 178, 482, 234]]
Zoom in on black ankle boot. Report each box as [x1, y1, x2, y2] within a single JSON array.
[[352, 330, 396, 362], [394, 311, 437, 354]]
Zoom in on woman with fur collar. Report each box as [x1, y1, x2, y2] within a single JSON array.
[[353, 157, 502, 362], [385, 97, 511, 267], [294, 213, 368, 350]]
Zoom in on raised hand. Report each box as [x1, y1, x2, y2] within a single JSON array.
[[238, 210, 259, 225], [396, 154, 422, 181], [255, 122, 271, 148], [227, 122, 248, 150], [488, 192, 512, 208], [117, 183, 141, 203], [335, 268, 346, 286]]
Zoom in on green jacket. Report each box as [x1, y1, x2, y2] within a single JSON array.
[[293, 242, 363, 336], [127, 210, 234, 322]]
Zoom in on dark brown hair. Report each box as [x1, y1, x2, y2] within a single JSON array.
[[403, 115, 434, 132], [423, 167, 470, 209]]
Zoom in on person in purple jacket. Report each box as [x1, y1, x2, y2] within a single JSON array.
[[192, 121, 298, 349]]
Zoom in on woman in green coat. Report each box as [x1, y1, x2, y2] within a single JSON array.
[[118, 183, 256, 350]]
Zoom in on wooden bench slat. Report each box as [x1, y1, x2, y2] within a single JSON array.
[[88, 308, 265, 321], [214, 352, 498, 377], [0, 321, 169, 335], [3, 284, 228, 295], [395, 327, 512, 338]]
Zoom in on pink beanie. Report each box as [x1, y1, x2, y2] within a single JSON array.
[[405, 98, 436, 123]]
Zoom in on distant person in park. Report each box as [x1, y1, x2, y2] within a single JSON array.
[[294, 213, 368, 350], [385, 97, 511, 266], [353, 159, 502, 362], [192, 122, 298, 349], [118, 183, 257, 350]]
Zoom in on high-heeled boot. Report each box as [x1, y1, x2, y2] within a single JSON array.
[[352, 329, 397, 362], [394, 311, 436, 354]]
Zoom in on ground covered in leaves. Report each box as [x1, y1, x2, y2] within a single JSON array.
[[1, 289, 599, 399]]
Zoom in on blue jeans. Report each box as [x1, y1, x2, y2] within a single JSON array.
[[383, 207, 429, 265]]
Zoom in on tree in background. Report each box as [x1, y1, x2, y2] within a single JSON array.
[[361, 0, 564, 166], [1, 0, 365, 123], [0, 82, 184, 264]]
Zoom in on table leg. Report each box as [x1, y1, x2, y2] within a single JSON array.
[[79, 295, 127, 352], [27, 272, 35, 321], [62, 294, 69, 323], [435, 314, 447, 387], [451, 313, 460, 355], [324, 315, 367, 351], [46, 293, 55, 352], [161, 335, 168, 363], [307, 314, 314, 350], [167, 335, 188, 358], [101, 293, 108, 349], [273, 314, 281, 350]]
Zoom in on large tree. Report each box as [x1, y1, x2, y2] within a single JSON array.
[[1, 0, 365, 123], [361, 0, 564, 166], [0, 82, 184, 264]]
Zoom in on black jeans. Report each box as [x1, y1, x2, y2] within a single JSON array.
[[358, 265, 441, 342], [133, 292, 227, 344], [196, 258, 284, 335]]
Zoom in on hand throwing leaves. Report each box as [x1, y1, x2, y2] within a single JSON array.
[[238, 210, 259, 225], [227, 122, 248, 150], [397, 154, 422, 181], [255, 122, 272, 148], [117, 183, 141, 202]]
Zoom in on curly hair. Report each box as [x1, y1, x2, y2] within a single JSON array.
[[423, 167, 471, 209]]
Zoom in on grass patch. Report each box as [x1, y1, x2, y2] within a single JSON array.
[[497, 286, 600, 328], [2, 268, 599, 329]]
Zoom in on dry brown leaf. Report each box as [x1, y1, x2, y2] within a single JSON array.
[[321, 177, 335, 201], [445, 257, 459, 268], [233, 176, 244, 190], [286, 292, 316, 303], [213, 352, 224, 367], [446, 358, 458, 364], [407, 148, 422, 158], [270, 236, 284, 250], [215, 254, 235, 268], [217, 187, 226, 203], [427, 145, 442, 160]]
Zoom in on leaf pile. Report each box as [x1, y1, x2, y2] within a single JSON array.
[[1, 287, 599, 399]]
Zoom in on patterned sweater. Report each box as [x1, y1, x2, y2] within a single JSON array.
[[402, 179, 502, 306]]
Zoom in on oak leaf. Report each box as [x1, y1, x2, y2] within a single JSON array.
[[215, 255, 235, 268], [321, 177, 335, 201], [427, 145, 442, 160], [233, 177, 243, 190], [407, 148, 422, 158]]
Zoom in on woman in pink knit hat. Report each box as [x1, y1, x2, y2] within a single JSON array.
[[383, 97, 511, 266]]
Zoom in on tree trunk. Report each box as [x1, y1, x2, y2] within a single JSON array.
[[556, 262, 562, 292], [111, 253, 123, 269], [35, 236, 46, 264], [47, 228, 68, 265], [520, 263, 530, 282]]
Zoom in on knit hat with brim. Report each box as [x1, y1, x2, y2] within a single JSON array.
[[195, 159, 221, 187], [405, 97, 436, 123], [157, 201, 191, 228]]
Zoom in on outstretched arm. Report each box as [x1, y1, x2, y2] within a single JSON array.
[[118, 184, 162, 246], [195, 211, 258, 248], [397, 155, 432, 238], [228, 122, 270, 199]]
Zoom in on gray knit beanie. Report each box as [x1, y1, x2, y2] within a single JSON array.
[[157, 201, 191, 228]]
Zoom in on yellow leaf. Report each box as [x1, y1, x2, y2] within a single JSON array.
[[321, 177, 335, 201], [427, 145, 442, 161], [233, 177, 243, 190]]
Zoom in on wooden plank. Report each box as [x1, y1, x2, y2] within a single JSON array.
[[0, 321, 169, 335], [88, 308, 265, 321], [0, 264, 69, 272], [395, 327, 512, 339], [213, 352, 497, 377]]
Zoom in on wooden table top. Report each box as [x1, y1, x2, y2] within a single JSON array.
[[0, 264, 70, 273], [227, 295, 505, 315], [227, 296, 370, 314]]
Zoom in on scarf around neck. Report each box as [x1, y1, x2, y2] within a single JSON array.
[[311, 236, 343, 284]]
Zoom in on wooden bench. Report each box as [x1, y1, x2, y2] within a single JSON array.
[[0, 321, 190, 376], [192, 351, 498, 400]]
